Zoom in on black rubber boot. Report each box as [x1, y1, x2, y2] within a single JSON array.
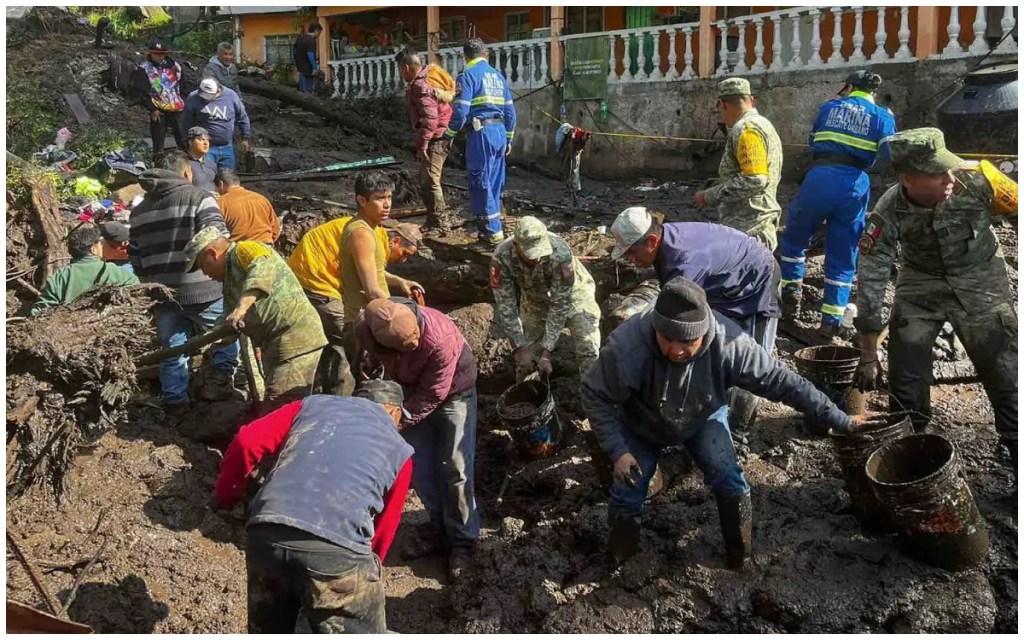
[[780, 284, 802, 318], [607, 513, 642, 566], [715, 493, 753, 571]]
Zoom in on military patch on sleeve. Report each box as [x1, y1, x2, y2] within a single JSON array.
[[490, 264, 501, 288], [736, 127, 769, 176], [859, 218, 883, 254], [561, 260, 574, 280], [980, 160, 1018, 215]]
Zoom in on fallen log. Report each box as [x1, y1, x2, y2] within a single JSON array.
[[237, 76, 384, 140], [135, 323, 237, 366]]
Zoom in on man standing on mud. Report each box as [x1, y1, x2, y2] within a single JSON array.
[[355, 297, 479, 582], [293, 23, 324, 94], [133, 39, 186, 155], [185, 127, 217, 194], [582, 277, 868, 568], [184, 226, 327, 413], [183, 78, 251, 170], [854, 128, 1018, 466], [491, 216, 601, 381], [213, 381, 414, 632], [443, 38, 516, 245], [608, 206, 781, 439], [396, 47, 456, 230], [129, 150, 239, 413], [693, 78, 783, 251]]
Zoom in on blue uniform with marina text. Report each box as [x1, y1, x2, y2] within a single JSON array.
[[445, 57, 516, 238], [780, 90, 896, 325]]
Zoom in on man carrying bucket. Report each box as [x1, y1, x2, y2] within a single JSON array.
[[582, 276, 871, 568], [491, 216, 602, 381], [354, 297, 479, 582]]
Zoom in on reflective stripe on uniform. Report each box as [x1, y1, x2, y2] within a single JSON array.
[[821, 303, 846, 317], [455, 99, 471, 106], [824, 277, 854, 288], [506, 130, 515, 139], [471, 96, 506, 106], [812, 131, 878, 152], [780, 255, 806, 264], [444, 128, 458, 137], [780, 278, 802, 286]]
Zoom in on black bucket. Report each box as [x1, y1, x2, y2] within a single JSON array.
[[829, 414, 913, 530], [794, 345, 862, 435], [865, 434, 990, 571], [497, 380, 562, 460]]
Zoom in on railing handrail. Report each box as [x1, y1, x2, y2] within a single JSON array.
[[560, 21, 701, 43]]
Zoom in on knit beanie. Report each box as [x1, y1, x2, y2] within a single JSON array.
[[652, 276, 710, 341]]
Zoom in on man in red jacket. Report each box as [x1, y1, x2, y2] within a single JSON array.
[[213, 381, 413, 632], [396, 47, 454, 230], [355, 297, 479, 582]]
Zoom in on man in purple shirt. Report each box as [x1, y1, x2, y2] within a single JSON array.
[[609, 207, 781, 436]]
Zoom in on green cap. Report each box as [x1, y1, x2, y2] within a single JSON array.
[[514, 216, 553, 260], [183, 226, 229, 272], [886, 127, 963, 175], [718, 77, 751, 98]]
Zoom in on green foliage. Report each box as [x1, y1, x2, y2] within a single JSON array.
[[6, 74, 60, 159], [82, 7, 172, 41], [270, 63, 296, 85], [175, 24, 234, 58], [68, 123, 128, 169]]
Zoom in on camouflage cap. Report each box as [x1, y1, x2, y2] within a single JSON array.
[[514, 216, 553, 260], [886, 127, 963, 175], [183, 226, 229, 272], [718, 77, 751, 98]]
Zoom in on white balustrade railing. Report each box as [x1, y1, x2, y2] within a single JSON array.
[[326, 7, 1017, 97]]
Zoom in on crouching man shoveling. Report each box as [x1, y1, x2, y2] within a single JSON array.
[[582, 276, 872, 569]]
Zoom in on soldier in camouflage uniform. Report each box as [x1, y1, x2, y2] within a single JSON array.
[[694, 77, 784, 252], [490, 216, 602, 380], [185, 227, 328, 413], [854, 128, 1018, 464]]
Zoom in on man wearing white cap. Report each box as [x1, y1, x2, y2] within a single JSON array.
[[491, 216, 601, 380], [183, 77, 251, 170], [608, 206, 781, 435]]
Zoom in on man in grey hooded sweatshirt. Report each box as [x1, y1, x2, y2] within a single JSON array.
[[582, 276, 870, 569], [202, 42, 240, 93]]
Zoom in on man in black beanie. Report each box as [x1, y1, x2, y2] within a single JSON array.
[[582, 276, 869, 569]]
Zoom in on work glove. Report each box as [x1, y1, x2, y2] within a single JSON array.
[[854, 358, 884, 392], [514, 345, 534, 382], [613, 452, 642, 488], [536, 349, 553, 379]]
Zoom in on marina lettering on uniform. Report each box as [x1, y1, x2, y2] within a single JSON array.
[[824, 103, 873, 137]]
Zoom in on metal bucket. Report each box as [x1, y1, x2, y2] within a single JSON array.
[[829, 414, 913, 530], [497, 380, 561, 460], [794, 345, 862, 435], [865, 434, 990, 571]]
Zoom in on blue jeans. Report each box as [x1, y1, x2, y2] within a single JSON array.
[[402, 387, 480, 545], [465, 124, 507, 236], [156, 298, 239, 404], [298, 73, 316, 94], [608, 405, 749, 519], [728, 312, 779, 430], [207, 143, 236, 170], [780, 164, 870, 324]]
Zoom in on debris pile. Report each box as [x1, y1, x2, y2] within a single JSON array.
[[6, 284, 170, 500]]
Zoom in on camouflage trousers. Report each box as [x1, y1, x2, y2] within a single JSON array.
[[521, 299, 602, 377], [720, 214, 779, 254], [246, 523, 386, 634], [305, 292, 356, 397], [888, 299, 1017, 446], [261, 346, 323, 415]]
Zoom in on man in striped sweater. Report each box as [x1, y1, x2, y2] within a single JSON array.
[[129, 150, 239, 413]]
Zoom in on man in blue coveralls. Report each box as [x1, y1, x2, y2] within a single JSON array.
[[443, 39, 517, 246], [779, 70, 896, 340]]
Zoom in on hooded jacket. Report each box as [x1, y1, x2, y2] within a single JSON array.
[[405, 64, 454, 154], [128, 170, 228, 306], [582, 306, 852, 461], [202, 56, 239, 92]]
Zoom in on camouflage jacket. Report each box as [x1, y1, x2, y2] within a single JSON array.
[[225, 241, 327, 359], [490, 233, 597, 352], [703, 109, 783, 244], [854, 161, 1018, 334]]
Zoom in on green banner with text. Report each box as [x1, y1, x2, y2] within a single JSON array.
[[563, 36, 608, 101]]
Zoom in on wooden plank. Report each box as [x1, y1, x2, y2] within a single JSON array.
[[62, 94, 91, 125]]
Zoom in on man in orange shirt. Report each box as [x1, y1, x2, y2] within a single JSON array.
[[215, 168, 281, 244]]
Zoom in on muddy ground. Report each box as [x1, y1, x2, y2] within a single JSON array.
[[6, 13, 1018, 634]]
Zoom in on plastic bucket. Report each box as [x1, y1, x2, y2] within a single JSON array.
[[497, 380, 561, 460], [865, 434, 990, 570], [794, 345, 862, 435], [829, 414, 913, 530]]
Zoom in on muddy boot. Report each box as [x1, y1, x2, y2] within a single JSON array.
[[715, 493, 753, 571], [201, 370, 240, 401], [478, 231, 504, 247], [780, 284, 802, 318], [163, 400, 192, 422], [447, 544, 474, 583], [400, 523, 446, 561], [817, 319, 855, 344], [606, 514, 642, 566]]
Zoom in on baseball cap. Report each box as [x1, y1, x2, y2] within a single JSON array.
[[183, 226, 229, 272], [363, 298, 421, 351], [842, 70, 883, 94], [610, 207, 653, 260], [353, 378, 411, 419], [718, 77, 751, 98], [148, 39, 169, 54], [198, 78, 220, 100], [886, 128, 964, 175], [390, 223, 422, 246], [513, 216, 552, 260], [187, 126, 210, 140], [98, 220, 130, 243]]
